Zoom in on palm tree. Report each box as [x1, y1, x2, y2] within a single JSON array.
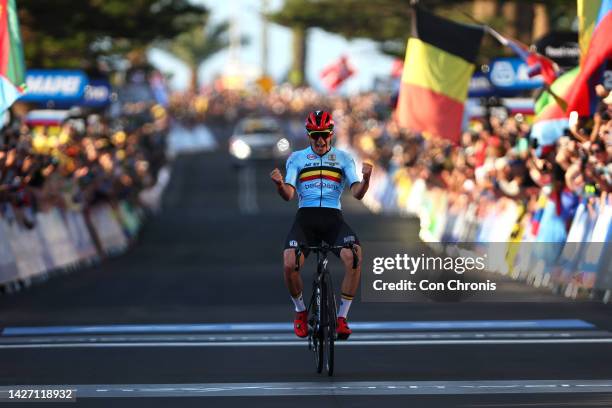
[[158, 20, 245, 92]]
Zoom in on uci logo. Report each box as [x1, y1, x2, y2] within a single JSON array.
[[289, 240, 298, 247]]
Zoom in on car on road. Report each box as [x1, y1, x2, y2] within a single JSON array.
[[229, 117, 291, 162]]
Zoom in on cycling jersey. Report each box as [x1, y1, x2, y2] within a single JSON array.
[[284, 146, 360, 210]]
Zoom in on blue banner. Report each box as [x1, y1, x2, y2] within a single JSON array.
[[468, 72, 495, 97], [81, 79, 112, 107], [488, 58, 544, 91], [20, 70, 88, 103]]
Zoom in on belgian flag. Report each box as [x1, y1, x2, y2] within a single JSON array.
[[396, 8, 483, 144]]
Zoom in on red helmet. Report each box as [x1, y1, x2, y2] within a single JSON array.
[[305, 110, 334, 134]]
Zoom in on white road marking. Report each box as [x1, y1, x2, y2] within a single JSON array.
[[1, 319, 595, 336], [2, 380, 612, 398], [2, 337, 612, 349], [1, 330, 606, 346]]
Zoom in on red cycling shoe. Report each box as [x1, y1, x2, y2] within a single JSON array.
[[336, 317, 352, 340], [294, 310, 309, 338]]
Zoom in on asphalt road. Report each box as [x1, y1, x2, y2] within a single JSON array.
[[1, 123, 612, 407]]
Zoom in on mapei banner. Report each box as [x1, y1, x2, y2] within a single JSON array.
[[19, 70, 88, 103]]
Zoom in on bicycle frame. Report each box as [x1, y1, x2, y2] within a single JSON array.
[[294, 242, 357, 376]]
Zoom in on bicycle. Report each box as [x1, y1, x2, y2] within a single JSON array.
[[294, 242, 358, 376]]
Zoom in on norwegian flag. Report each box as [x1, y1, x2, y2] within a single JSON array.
[[486, 27, 558, 86], [320, 55, 355, 92]]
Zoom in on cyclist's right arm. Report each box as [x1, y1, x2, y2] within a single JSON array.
[[270, 153, 297, 201]]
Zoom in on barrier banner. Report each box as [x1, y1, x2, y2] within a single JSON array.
[[89, 204, 128, 254], [118, 201, 142, 238], [7, 218, 47, 280], [0, 218, 19, 285], [380, 171, 399, 212], [581, 203, 612, 289], [595, 203, 612, 290], [553, 202, 589, 286], [37, 209, 80, 270], [139, 166, 171, 213], [420, 188, 448, 242], [64, 210, 98, 261], [394, 171, 413, 211], [368, 168, 612, 299], [404, 178, 426, 216]]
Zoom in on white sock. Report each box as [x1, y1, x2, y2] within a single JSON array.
[[291, 292, 306, 312], [338, 293, 354, 318]]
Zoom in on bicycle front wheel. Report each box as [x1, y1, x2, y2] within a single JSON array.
[[323, 273, 335, 376], [314, 286, 324, 374]]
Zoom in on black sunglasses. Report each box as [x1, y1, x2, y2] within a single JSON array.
[[308, 130, 332, 140]]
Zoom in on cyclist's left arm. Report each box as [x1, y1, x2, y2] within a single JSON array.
[[343, 153, 372, 200]]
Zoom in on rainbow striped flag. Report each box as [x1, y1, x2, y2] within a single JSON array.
[[566, 0, 612, 116], [530, 68, 579, 150], [0, 0, 25, 113], [534, 67, 579, 118]]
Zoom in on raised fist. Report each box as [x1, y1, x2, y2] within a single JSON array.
[[270, 168, 283, 186]]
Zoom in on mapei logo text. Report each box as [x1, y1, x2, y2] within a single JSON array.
[[27, 75, 83, 96]]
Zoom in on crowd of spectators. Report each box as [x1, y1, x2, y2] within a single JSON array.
[[0, 101, 169, 230], [170, 83, 611, 243]]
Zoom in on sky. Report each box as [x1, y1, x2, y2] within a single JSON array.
[[148, 0, 396, 94]]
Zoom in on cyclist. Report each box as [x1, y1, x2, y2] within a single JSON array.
[[270, 110, 372, 340]]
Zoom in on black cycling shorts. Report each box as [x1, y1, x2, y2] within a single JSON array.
[[284, 207, 360, 257]]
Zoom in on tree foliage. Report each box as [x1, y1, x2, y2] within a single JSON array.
[[271, 0, 578, 59], [18, 0, 208, 68], [156, 21, 249, 90]]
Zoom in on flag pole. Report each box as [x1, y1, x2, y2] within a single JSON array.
[[460, 10, 567, 112]]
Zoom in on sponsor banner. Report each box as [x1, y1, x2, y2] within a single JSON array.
[[19, 70, 88, 103], [80, 79, 112, 107], [488, 57, 544, 91], [533, 31, 580, 70]]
